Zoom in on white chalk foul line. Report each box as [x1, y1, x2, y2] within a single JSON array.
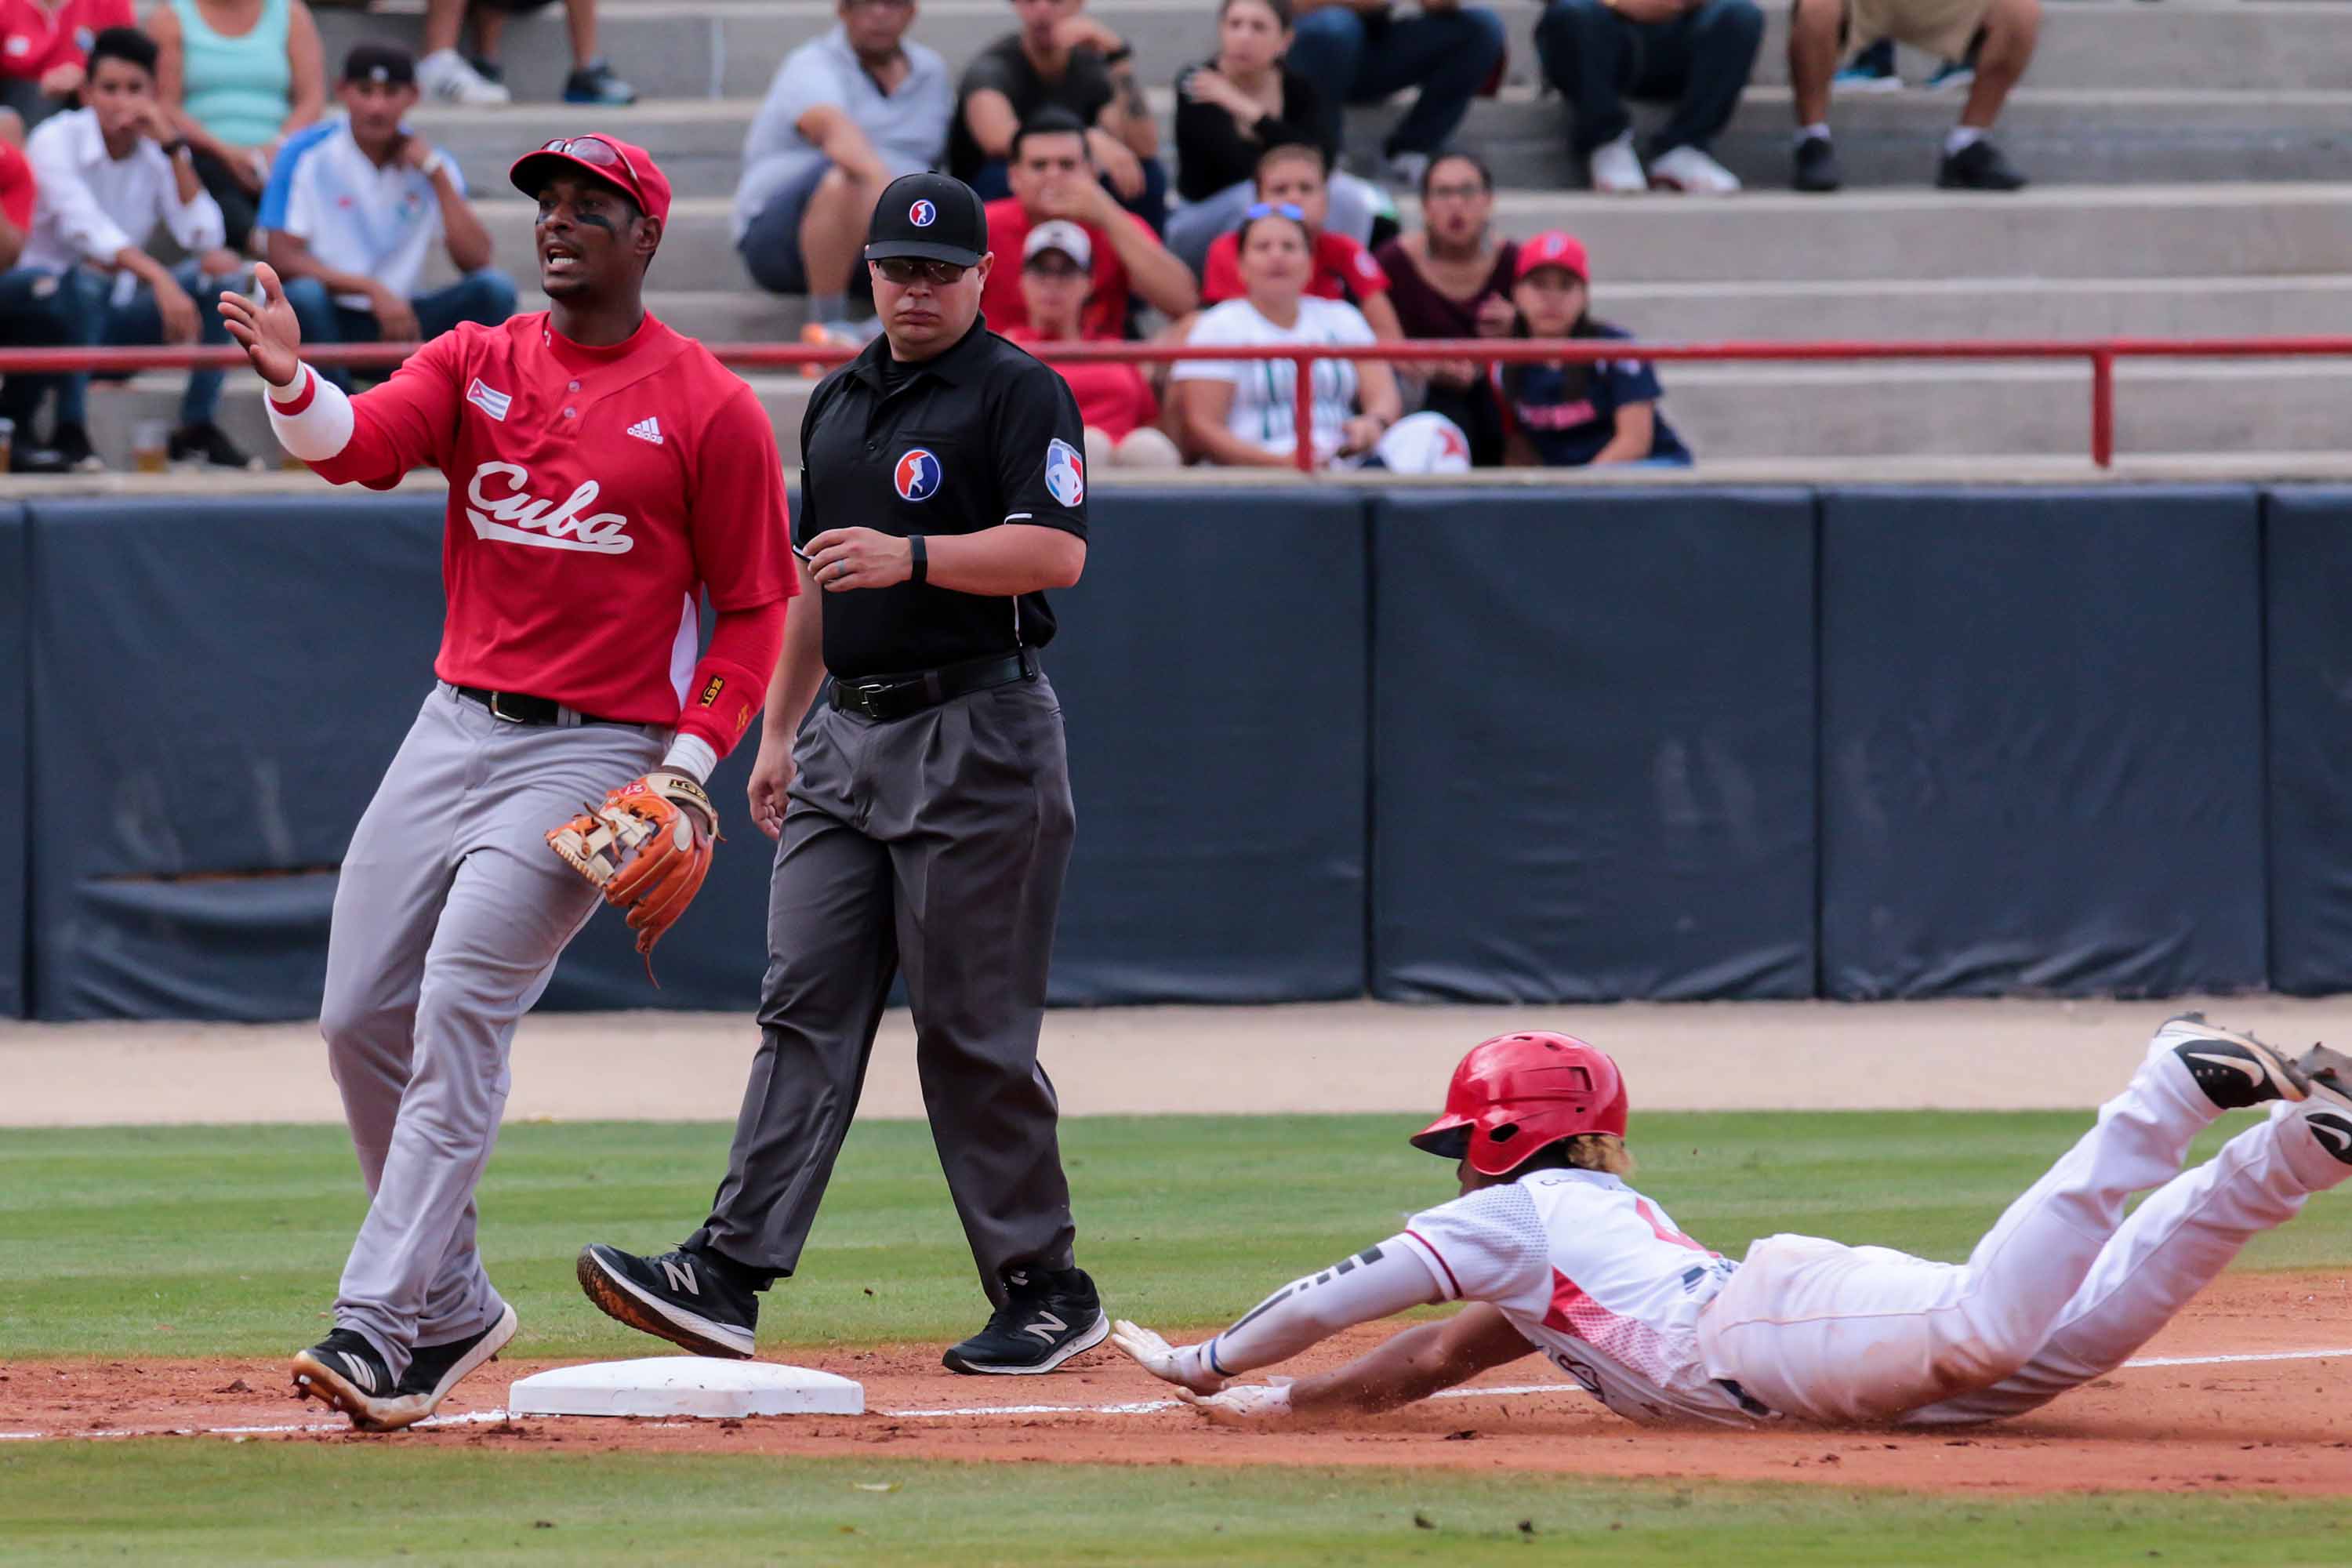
[[2, 1349, 2343, 1442]]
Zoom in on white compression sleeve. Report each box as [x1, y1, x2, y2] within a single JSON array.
[[1182, 1236, 1444, 1384], [659, 735, 718, 783], [265, 366, 356, 461]]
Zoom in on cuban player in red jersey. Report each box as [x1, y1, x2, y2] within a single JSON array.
[[1112, 1021, 2351, 1429], [218, 134, 797, 1432]]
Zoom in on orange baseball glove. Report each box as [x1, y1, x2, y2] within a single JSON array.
[[546, 770, 720, 979]]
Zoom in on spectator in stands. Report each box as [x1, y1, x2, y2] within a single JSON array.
[[0, 106, 78, 470], [1, 0, 136, 130], [145, 0, 327, 252], [1167, 0, 1384, 274], [267, 43, 512, 387], [1173, 201, 1424, 469], [1534, 0, 1759, 194], [1281, 0, 1505, 191], [1790, 0, 2031, 190], [1836, 35, 1976, 94], [1495, 229, 1690, 466], [947, 0, 1166, 231], [735, 0, 949, 350], [413, 0, 633, 107], [24, 26, 253, 469], [1004, 219, 1180, 470], [1200, 142, 1400, 339], [980, 107, 1195, 336], [1374, 149, 1515, 464]]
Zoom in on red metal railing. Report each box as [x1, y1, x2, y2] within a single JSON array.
[[7, 336, 2351, 471]]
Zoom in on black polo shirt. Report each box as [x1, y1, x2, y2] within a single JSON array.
[[798, 318, 1091, 680]]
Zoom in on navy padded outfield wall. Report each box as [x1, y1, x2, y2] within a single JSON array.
[[1817, 488, 2267, 999], [2263, 488, 2352, 996], [0, 505, 26, 1018], [1369, 489, 1817, 1002]]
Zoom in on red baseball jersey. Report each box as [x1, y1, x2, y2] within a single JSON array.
[[1201, 228, 1389, 309], [981, 196, 1149, 339], [288, 311, 795, 733], [0, 0, 133, 81], [0, 136, 33, 231]]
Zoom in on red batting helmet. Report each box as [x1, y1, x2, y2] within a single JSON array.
[[1410, 1033, 1629, 1176]]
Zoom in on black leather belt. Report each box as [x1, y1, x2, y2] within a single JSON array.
[[830, 650, 1036, 722], [454, 685, 633, 728]]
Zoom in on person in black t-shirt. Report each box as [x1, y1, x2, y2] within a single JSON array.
[[1374, 150, 1516, 465], [948, 0, 1167, 230], [574, 173, 1112, 1381], [1166, 0, 1387, 274]]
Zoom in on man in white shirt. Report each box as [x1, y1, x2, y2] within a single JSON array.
[[734, 0, 950, 342], [267, 43, 513, 390], [24, 25, 252, 470]]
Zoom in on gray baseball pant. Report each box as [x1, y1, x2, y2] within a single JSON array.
[[689, 673, 1079, 1307], [321, 684, 662, 1376]]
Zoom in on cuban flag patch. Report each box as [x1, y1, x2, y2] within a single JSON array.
[[466, 377, 511, 422], [895, 447, 942, 502], [1044, 437, 1084, 508]]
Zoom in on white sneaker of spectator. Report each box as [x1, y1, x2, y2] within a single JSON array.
[[1588, 133, 1648, 195], [1647, 146, 1741, 195], [419, 48, 511, 106]]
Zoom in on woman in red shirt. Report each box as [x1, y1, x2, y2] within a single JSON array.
[[1003, 219, 1179, 470]]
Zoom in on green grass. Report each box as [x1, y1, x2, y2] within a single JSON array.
[[2, 1444, 2347, 1566], [1, 1111, 2340, 1361]]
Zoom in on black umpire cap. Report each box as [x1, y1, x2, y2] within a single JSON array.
[[864, 172, 989, 269]]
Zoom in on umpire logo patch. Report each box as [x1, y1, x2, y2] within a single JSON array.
[[895, 448, 942, 502], [1044, 438, 1084, 508]]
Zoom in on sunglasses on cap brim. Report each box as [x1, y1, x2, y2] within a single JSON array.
[[537, 136, 644, 199], [873, 256, 972, 285], [1243, 201, 1307, 223]]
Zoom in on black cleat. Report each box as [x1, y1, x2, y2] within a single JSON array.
[[387, 1301, 520, 1426], [2288, 1044, 2352, 1115], [1792, 133, 1842, 193], [577, 1243, 757, 1359], [943, 1266, 1111, 1376], [292, 1328, 402, 1430], [2158, 1013, 2312, 1110], [1936, 138, 2028, 191]]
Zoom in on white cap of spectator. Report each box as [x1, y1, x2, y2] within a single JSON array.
[[1023, 220, 1093, 271]]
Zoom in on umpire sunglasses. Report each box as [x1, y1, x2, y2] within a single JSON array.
[[873, 256, 972, 286]]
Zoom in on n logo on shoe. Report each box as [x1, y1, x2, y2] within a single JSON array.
[[1022, 1312, 1067, 1345], [659, 1258, 700, 1296]]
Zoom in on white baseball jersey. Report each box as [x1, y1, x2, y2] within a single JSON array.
[[1398, 1169, 1755, 1425]]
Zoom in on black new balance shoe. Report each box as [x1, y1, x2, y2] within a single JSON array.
[[577, 1243, 758, 1359], [2158, 1013, 2317, 1110], [292, 1328, 401, 1430], [942, 1266, 1111, 1375], [374, 1302, 521, 1431]]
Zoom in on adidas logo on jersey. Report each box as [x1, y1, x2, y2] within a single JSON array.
[[626, 416, 664, 445]]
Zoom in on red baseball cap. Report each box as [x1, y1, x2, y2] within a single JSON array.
[[509, 134, 672, 224], [1514, 230, 1590, 284]]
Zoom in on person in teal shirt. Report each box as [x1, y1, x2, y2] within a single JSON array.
[[146, 0, 325, 249]]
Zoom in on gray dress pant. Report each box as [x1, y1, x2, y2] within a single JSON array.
[[690, 673, 1079, 1306], [321, 684, 662, 1376]]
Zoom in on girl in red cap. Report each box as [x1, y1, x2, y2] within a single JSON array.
[[1496, 229, 1692, 469]]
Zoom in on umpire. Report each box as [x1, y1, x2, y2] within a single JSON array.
[[579, 172, 1105, 1375]]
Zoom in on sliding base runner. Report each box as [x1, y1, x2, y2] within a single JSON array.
[[217, 131, 795, 1432], [577, 171, 1111, 1377], [1112, 1018, 2352, 1428]]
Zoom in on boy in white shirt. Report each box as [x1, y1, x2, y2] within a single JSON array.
[[268, 43, 514, 389], [24, 25, 251, 470], [1116, 1018, 2351, 1428]]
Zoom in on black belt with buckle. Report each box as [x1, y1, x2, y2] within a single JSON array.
[[455, 685, 633, 728], [829, 650, 1036, 722]]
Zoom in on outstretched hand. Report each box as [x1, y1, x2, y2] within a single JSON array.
[[1109, 1319, 1225, 1396], [218, 263, 303, 389]]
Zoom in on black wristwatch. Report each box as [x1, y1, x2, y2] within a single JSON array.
[[908, 533, 927, 586]]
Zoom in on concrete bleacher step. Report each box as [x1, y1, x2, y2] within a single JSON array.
[[320, 1, 2352, 103], [434, 183, 2352, 292], [411, 83, 2352, 198], [78, 354, 2352, 469], [591, 274, 2352, 348]]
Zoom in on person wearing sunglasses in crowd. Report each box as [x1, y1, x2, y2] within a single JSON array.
[[577, 172, 1118, 1381], [1174, 198, 1466, 472], [219, 131, 797, 1432]]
